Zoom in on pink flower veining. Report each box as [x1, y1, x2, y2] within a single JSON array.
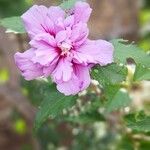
[[14, 2, 114, 95]]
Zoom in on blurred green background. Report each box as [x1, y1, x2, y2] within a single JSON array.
[[0, 0, 150, 150]]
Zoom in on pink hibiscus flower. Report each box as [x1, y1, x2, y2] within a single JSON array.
[[14, 2, 114, 95]]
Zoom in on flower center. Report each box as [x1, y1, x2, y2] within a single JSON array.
[[60, 42, 72, 55]]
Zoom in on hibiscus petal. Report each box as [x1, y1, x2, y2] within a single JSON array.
[[29, 33, 58, 65], [70, 22, 89, 47], [72, 50, 94, 65], [55, 30, 68, 44], [48, 6, 65, 23], [74, 64, 91, 91], [57, 75, 81, 95], [73, 40, 114, 65], [64, 15, 74, 27], [31, 48, 58, 66], [14, 48, 43, 80], [54, 18, 65, 33], [48, 7, 65, 33], [56, 65, 91, 95], [22, 5, 54, 38], [74, 1, 92, 23], [30, 33, 57, 48], [43, 56, 59, 77], [52, 58, 73, 83]]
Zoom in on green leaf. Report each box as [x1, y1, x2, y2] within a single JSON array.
[[66, 110, 105, 124], [111, 39, 150, 68], [0, 16, 26, 33], [65, 99, 104, 124], [139, 141, 150, 150], [22, 79, 53, 106], [91, 63, 130, 112], [117, 135, 134, 150], [34, 84, 77, 131], [60, 0, 85, 9], [125, 111, 150, 132], [91, 63, 127, 87], [60, 0, 77, 9], [127, 117, 150, 132], [124, 111, 146, 123], [133, 64, 150, 81], [105, 86, 131, 112]]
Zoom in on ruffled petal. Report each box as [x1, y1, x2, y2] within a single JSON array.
[[70, 22, 89, 47], [57, 75, 80, 95], [74, 64, 91, 91], [48, 6, 66, 33], [31, 48, 58, 66], [48, 6, 65, 23], [55, 30, 68, 44], [72, 50, 94, 65], [29, 33, 59, 65], [22, 5, 55, 38], [43, 56, 59, 77], [74, 1, 92, 23], [30, 33, 57, 48], [14, 48, 43, 80], [57, 65, 91, 95], [73, 40, 114, 65], [52, 57, 73, 83], [64, 15, 74, 27]]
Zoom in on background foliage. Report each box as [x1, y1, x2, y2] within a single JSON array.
[[0, 0, 150, 150]]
